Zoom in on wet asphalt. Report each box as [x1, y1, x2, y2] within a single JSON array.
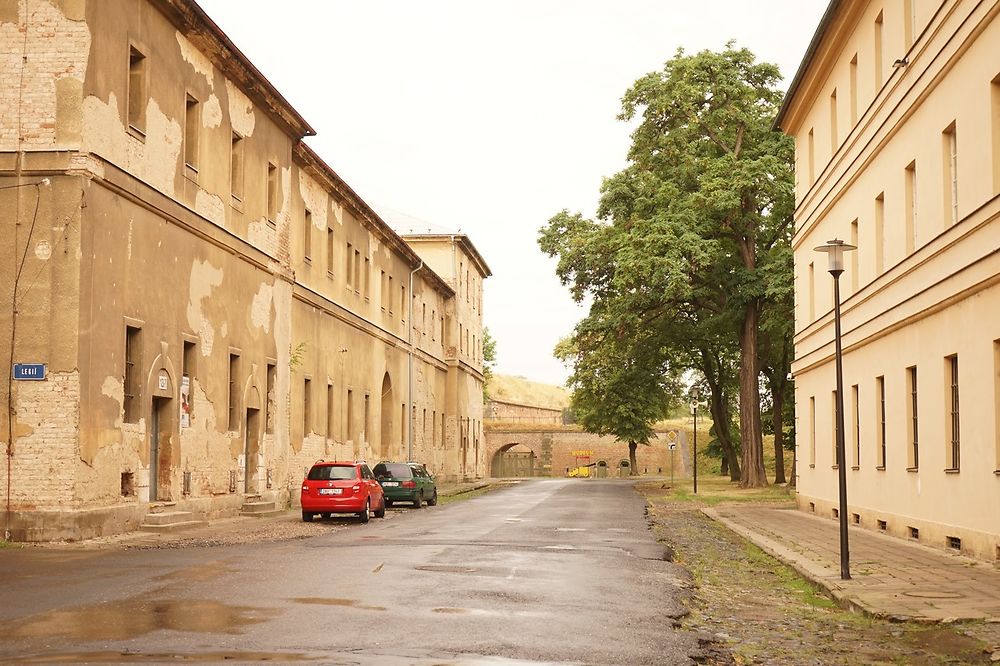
[[0, 479, 705, 665]]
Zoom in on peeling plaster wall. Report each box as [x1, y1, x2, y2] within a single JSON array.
[[0, 0, 90, 150]]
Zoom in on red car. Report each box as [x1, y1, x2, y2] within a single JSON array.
[[300, 461, 386, 523]]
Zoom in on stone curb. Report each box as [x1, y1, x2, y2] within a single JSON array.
[[702, 507, 926, 623]]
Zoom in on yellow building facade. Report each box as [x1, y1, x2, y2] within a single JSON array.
[[779, 0, 1000, 560], [0, 0, 489, 541]]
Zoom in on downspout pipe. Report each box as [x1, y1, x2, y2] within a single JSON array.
[[407, 261, 423, 461]]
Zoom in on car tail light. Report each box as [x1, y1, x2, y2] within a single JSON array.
[[352, 485, 361, 494], [302, 485, 309, 492], [402, 480, 416, 489]]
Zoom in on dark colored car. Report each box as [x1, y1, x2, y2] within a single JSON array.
[[300, 461, 386, 523], [373, 462, 438, 508]]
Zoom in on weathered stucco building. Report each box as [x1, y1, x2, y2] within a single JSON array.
[[779, 0, 1000, 560], [0, 0, 489, 541]]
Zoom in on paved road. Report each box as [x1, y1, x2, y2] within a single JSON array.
[[0, 479, 705, 664]]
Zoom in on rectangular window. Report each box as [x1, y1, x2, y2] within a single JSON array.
[[905, 161, 917, 254], [184, 94, 199, 172], [422, 303, 426, 335], [354, 250, 361, 293], [807, 261, 815, 321], [992, 76, 1000, 194], [388, 276, 394, 314], [127, 46, 147, 133], [347, 389, 354, 442], [380, 271, 386, 310], [877, 375, 886, 468], [807, 128, 815, 184], [943, 122, 958, 227], [994, 340, 1000, 470], [904, 0, 915, 48], [265, 363, 276, 434], [874, 11, 884, 89], [228, 353, 240, 431], [431, 309, 436, 340], [850, 218, 859, 294], [849, 54, 858, 125], [401, 285, 406, 322], [907, 366, 918, 469], [432, 410, 437, 445], [851, 384, 860, 468], [182, 340, 196, 421], [124, 326, 141, 423], [946, 355, 960, 470], [303, 209, 312, 262], [266, 163, 278, 225], [875, 193, 885, 274], [809, 396, 816, 466], [327, 227, 335, 276], [364, 394, 370, 444], [230, 133, 244, 202], [364, 257, 370, 298], [401, 403, 406, 447], [327, 383, 334, 440], [829, 89, 838, 153], [346, 243, 353, 288], [303, 377, 312, 436]]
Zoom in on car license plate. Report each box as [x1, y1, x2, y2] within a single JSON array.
[[382, 481, 399, 487], [319, 488, 342, 495]]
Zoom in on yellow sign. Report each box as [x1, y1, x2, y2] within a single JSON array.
[[571, 450, 593, 457], [666, 431, 677, 442]]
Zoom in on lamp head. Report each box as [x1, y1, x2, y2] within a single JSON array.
[[814, 238, 856, 275]]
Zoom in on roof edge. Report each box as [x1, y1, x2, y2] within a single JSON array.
[[774, 0, 842, 131]]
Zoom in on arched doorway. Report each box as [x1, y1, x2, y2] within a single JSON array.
[[596, 460, 608, 478], [380, 372, 393, 460], [618, 459, 630, 477], [491, 442, 537, 477]]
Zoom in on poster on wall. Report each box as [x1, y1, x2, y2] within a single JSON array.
[[180, 375, 191, 428]]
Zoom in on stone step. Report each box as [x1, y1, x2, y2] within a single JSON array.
[[240, 500, 276, 514], [138, 520, 209, 534], [148, 501, 177, 513], [141, 510, 196, 526], [239, 508, 286, 519]]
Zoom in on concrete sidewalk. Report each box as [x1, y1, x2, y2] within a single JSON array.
[[705, 505, 1000, 623]]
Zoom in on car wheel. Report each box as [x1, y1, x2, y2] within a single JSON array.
[[427, 490, 438, 506], [302, 511, 314, 522], [413, 493, 422, 509], [374, 497, 386, 518], [358, 499, 371, 523]]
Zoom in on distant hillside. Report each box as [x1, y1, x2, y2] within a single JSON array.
[[489, 374, 570, 410]]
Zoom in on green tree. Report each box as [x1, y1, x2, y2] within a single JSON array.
[[482, 327, 497, 403], [540, 44, 795, 487], [555, 313, 679, 474]]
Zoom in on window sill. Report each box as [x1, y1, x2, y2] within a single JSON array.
[[808, 464, 815, 469], [875, 465, 885, 471], [943, 468, 960, 474], [831, 465, 839, 470], [127, 125, 146, 142], [995, 470, 1000, 476], [327, 271, 334, 280], [266, 218, 276, 229], [906, 467, 918, 473], [851, 466, 860, 470], [230, 195, 243, 212]]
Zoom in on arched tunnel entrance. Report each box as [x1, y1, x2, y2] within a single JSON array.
[[491, 442, 538, 478]]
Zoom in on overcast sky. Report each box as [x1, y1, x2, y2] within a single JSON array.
[[197, 0, 827, 386]]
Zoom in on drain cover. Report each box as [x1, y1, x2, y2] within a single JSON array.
[[902, 590, 963, 599]]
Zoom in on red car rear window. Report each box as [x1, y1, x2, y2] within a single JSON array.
[[307, 465, 356, 481]]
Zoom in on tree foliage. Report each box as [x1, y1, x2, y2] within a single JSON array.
[[482, 327, 497, 403], [540, 44, 795, 487]]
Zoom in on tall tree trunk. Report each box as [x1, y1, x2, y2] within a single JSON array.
[[790, 441, 797, 488], [628, 440, 638, 476], [739, 299, 767, 487], [700, 348, 741, 481], [720, 455, 729, 476]]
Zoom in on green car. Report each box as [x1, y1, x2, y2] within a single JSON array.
[[373, 462, 438, 508]]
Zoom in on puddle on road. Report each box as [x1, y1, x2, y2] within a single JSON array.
[[8, 650, 320, 663], [9, 598, 270, 641], [290, 597, 387, 611], [152, 559, 236, 584]]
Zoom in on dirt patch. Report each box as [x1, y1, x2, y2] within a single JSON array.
[[638, 482, 1000, 665]]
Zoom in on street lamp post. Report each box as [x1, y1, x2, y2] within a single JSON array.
[[815, 238, 856, 581], [690, 387, 700, 495]]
